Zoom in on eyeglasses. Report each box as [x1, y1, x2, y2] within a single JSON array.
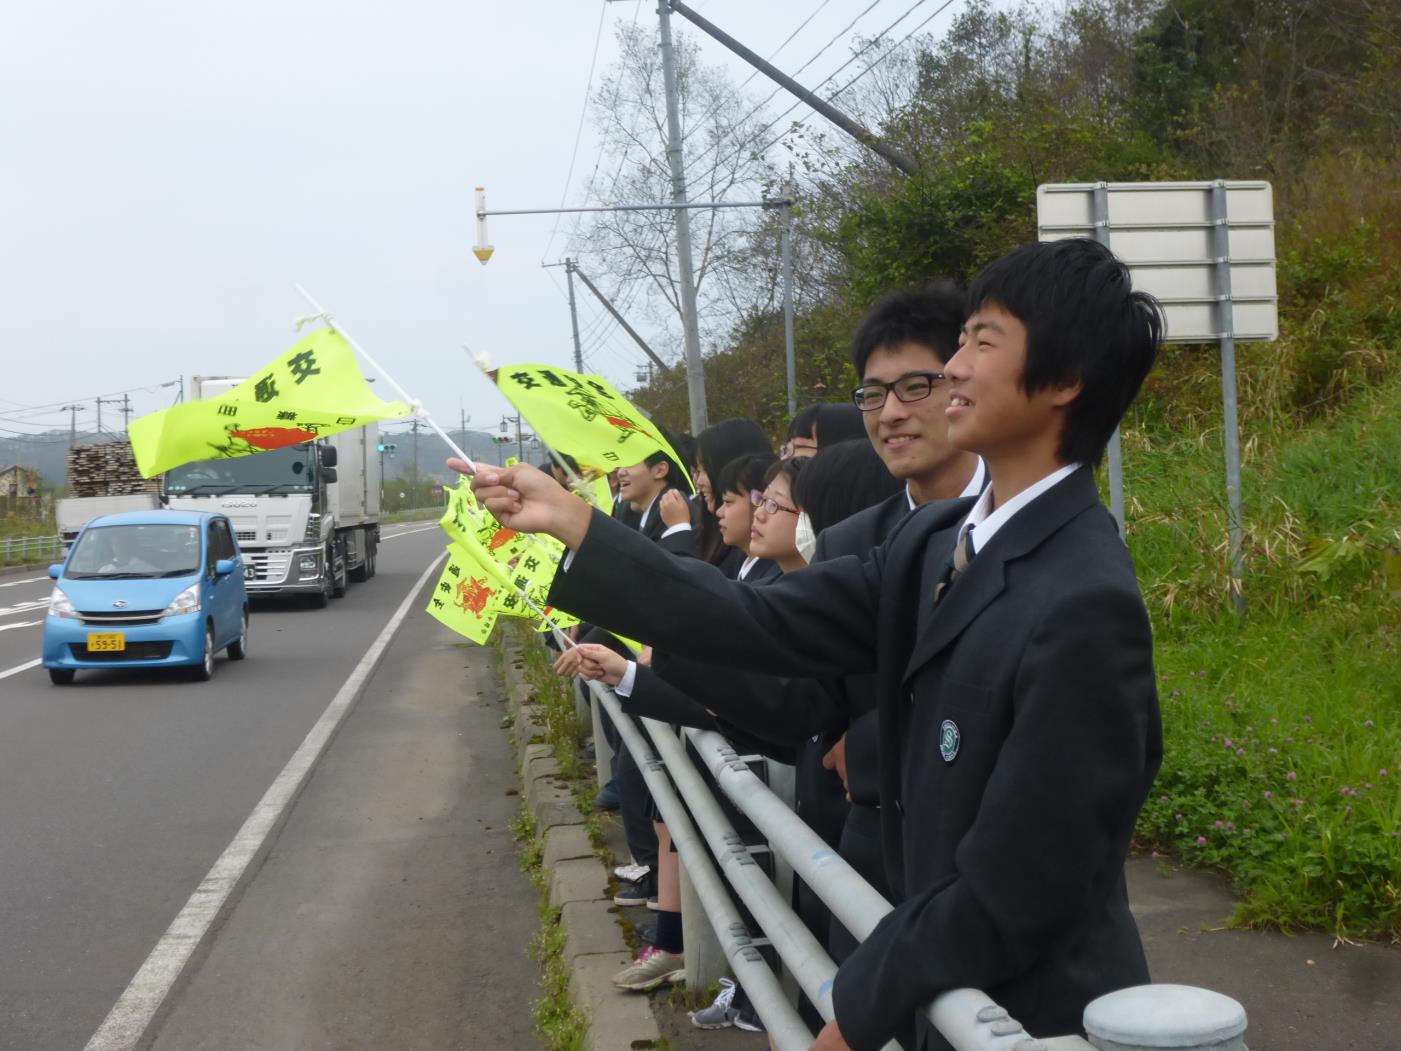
[[780, 438, 816, 459], [750, 489, 797, 516], [851, 371, 946, 412]]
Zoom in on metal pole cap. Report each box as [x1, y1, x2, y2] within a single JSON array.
[[1083, 984, 1247, 1050]]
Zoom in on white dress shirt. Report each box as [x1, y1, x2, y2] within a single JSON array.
[[904, 456, 987, 511], [956, 462, 1082, 557]]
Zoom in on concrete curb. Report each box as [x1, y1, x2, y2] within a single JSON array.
[[500, 637, 662, 1051]]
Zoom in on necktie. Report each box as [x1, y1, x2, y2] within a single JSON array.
[[933, 530, 976, 605]]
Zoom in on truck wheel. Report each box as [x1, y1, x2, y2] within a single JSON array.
[[365, 548, 376, 579], [349, 547, 370, 583], [49, 668, 75, 685], [190, 624, 216, 681]]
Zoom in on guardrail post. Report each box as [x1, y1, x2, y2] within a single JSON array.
[[765, 758, 801, 1004], [1082, 984, 1247, 1051], [678, 856, 726, 992], [588, 691, 613, 789]]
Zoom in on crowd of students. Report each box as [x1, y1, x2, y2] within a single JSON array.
[[450, 237, 1167, 1051]]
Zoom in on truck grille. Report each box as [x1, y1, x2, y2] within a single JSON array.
[[236, 529, 258, 542], [69, 641, 174, 662], [245, 550, 292, 584], [77, 609, 165, 627]]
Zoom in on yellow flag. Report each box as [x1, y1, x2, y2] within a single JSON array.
[[129, 328, 411, 478], [425, 542, 503, 644], [494, 365, 689, 483], [440, 480, 533, 564]]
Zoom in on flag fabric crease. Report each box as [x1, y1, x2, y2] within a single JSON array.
[[128, 328, 411, 478]]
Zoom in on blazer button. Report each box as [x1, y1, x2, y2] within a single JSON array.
[[895, 798, 904, 816]]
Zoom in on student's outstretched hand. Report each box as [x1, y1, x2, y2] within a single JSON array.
[[552, 643, 627, 686], [446, 459, 593, 549]]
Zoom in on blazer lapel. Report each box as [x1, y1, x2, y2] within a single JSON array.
[[902, 466, 1104, 684]]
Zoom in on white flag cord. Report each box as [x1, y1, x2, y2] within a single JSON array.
[[295, 284, 478, 474]]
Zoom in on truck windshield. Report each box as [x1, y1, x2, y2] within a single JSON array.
[[166, 446, 315, 495], [66, 524, 202, 579]]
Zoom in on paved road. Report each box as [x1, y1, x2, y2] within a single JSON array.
[[0, 522, 459, 1050]]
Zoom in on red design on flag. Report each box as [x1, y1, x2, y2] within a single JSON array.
[[604, 415, 655, 440], [231, 426, 318, 449], [455, 577, 494, 617], [488, 528, 519, 551]]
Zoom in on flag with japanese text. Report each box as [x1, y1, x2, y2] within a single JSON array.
[[439, 480, 535, 565], [425, 541, 503, 644], [128, 328, 412, 478], [494, 365, 689, 482]]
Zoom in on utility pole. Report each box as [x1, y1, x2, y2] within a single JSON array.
[[121, 393, 132, 430], [410, 419, 421, 504], [779, 199, 797, 416], [96, 395, 124, 436], [658, 0, 708, 434], [60, 404, 85, 451], [570, 263, 668, 373], [564, 259, 585, 372]]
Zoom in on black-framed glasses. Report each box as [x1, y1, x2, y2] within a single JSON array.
[[851, 371, 946, 412], [750, 489, 797, 515]]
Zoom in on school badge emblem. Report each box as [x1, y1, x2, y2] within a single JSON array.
[[938, 719, 960, 763]]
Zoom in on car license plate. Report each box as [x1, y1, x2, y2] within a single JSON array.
[[87, 632, 126, 652]]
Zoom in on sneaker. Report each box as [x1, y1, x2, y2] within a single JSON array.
[[613, 862, 651, 883], [634, 919, 657, 945], [594, 780, 620, 812], [645, 894, 659, 911], [689, 977, 739, 1029], [734, 1006, 764, 1032], [612, 875, 654, 907], [611, 946, 685, 991]]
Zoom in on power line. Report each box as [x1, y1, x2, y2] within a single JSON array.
[[678, 0, 884, 185], [753, 0, 957, 160]]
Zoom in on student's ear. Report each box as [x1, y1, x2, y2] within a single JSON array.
[[650, 460, 670, 482], [1050, 377, 1083, 408]]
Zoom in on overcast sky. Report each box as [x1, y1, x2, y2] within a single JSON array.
[[1, 1, 963, 448]]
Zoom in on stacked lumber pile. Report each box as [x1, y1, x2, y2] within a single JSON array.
[[67, 441, 162, 497]]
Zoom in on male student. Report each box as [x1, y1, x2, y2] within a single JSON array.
[[455, 237, 1165, 1050]]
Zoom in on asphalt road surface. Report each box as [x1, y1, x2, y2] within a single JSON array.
[[0, 521, 537, 1050]]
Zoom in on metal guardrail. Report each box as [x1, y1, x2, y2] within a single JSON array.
[[0, 534, 65, 565], [587, 680, 1249, 1051]]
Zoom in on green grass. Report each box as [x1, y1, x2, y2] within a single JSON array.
[[1123, 364, 1401, 939]]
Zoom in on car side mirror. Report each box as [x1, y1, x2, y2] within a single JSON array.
[[214, 559, 236, 577], [321, 445, 338, 468], [48, 564, 62, 579], [321, 466, 338, 483]]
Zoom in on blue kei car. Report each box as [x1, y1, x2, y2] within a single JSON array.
[[42, 509, 250, 684]]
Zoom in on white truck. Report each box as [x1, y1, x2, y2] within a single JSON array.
[[163, 376, 382, 606], [56, 440, 162, 542]]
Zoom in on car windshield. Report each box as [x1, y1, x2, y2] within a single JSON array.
[[166, 445, 314, 494], [66, 524, 202, 580]]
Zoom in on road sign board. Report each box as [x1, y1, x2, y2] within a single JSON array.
[[1036, 181, 1278, 343]]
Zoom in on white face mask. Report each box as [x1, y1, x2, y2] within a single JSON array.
[[794, 510, 817, 564]]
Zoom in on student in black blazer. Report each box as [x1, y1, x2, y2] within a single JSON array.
[[458, 238, 1165, 1050]]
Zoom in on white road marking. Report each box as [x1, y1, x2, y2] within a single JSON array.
[[0, 576, 47, 588], [0, 619, 42, 633], [0, 658, 42, 681], [381, 523, 440, 540], [0, 599, 50, 619], [82, 550, 446, 1051]]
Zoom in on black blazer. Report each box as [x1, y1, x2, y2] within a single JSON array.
[[551, 466, 1161, 1051]]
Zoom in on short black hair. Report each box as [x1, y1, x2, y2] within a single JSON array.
[[787, 404, 821, 442], [696, 418, 772, 480], [792, 438, 902, 533], [966, 238, 1164, 466], [717, 452, 778, 499], [645, 424, 694, 494], [850, 281, 964, 377], [812, 404, 866, 447]]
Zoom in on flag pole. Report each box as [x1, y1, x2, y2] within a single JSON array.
[[294, 285, 479, 473]]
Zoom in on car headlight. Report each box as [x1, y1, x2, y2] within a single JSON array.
[[163, 584, 201, 617], [48, 586, 78, 619]]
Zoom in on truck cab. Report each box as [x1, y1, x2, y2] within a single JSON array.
[[163, 376, 381, 606]]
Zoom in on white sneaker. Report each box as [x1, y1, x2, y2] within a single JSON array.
[[689, 977, 738, 1029], [613, 863, 651, 883]]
